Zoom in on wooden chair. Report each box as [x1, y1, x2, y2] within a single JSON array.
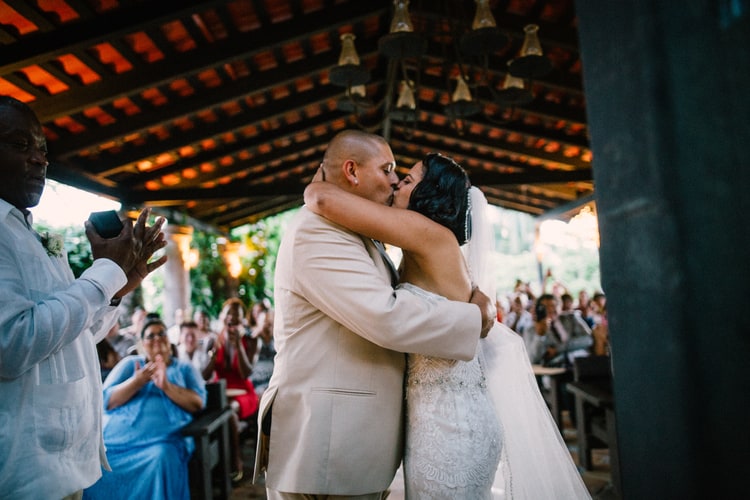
[[566, 355, 621, 497], [572, 354, 612, 386], [182, 379, 234, 500]]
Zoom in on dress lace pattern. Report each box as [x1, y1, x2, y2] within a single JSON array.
[[400, 284, 502, 499]]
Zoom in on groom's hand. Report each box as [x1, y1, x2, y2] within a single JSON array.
[[470, 286, 496, 338]]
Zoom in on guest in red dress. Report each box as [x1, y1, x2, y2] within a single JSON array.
[[205, 297, 258, 482]]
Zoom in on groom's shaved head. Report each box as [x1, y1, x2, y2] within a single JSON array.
[[320, 129, 398, 205], [323, 130, 387, 183]]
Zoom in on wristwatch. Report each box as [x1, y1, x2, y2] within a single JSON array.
[[109, 297, 122, 307]]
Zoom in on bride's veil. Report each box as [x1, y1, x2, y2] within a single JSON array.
[[461, 187, 591, 499]]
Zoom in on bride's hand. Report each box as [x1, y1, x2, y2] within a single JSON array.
[[304, 173, 339, 215], [312, 165, 325, 183]]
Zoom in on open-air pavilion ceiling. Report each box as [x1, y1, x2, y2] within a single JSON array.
[[0, 0, 593, 234]]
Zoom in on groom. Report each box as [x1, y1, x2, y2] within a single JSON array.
[[253, 129, 495, 499]]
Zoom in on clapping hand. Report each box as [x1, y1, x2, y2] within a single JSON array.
[[129, 207, 168, 281], [86, 211, 139, 271], [150, 354, 168, 390], [227, 323, 243, 347], [86, 208, 168, 300], [133, 356, 167, 389], [132, 359, 154, 386]]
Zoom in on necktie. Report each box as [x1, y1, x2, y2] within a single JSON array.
[[372, 240, 399, 287]]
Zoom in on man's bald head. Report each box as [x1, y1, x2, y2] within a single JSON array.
[[322, 130, 388, 183], [319, 130, 398, 205]]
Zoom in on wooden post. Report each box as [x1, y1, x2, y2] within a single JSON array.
[[576, 1, 749, 497]]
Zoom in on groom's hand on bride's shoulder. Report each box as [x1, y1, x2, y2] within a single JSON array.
[[469, 286, 496, 338]]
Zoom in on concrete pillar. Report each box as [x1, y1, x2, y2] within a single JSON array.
[[163, 224, 194, 329]]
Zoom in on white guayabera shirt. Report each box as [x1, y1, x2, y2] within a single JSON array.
[[0, 198, 127, 500]]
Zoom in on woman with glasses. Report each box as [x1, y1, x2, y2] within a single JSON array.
[[84, 317, 207, 500]]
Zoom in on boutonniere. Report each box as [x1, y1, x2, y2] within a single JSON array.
[[41, 231, 64, 258]]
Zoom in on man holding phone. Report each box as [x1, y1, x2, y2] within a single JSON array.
[[0, 95, 168, 500]]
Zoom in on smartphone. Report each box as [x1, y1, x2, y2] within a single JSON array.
[[89, 210, 124, 239]]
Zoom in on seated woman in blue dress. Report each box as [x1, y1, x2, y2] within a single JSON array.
[[84, 317, 207, 500]]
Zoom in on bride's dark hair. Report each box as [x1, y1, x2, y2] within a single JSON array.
[[407, 152, 471, 245]]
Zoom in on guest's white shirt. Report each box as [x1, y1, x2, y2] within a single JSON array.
[[503, 309, 533, 334], [177, 344, 208, 373], [521, 322, 548, 364], [0, 199, 127, 499]]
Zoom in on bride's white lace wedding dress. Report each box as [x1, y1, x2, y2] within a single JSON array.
[[403, 286, 502, 500], [400, 282, 591, 499], [399, 187, 591, 499]]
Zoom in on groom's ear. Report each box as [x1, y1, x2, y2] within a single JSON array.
[[342, 159, 359, 186]]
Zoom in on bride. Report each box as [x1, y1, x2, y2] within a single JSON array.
[[304, 152, 590, 499]]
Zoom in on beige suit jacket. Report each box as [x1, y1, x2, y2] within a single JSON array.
[[253, 207, 481, 495]]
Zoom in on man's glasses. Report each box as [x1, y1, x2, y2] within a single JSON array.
[[0, 140, 48, 156]]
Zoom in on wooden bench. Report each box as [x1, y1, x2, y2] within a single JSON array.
[[565, 355, 620, 497], [182, 379, 234, 500]]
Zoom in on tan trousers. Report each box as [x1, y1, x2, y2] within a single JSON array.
[[266, 489, 387, 500], [61, 491, 83, 500]]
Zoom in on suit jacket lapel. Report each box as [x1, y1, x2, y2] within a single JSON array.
[[372, 239, 399, 288]]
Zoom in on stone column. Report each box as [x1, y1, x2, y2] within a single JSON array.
[[163, 224, 194, 329]]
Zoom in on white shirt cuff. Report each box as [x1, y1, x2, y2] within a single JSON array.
[[80, 258, 128, 302]]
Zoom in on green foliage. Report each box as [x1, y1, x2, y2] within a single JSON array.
[[64, 229, 94, 278], [230, 208, 297, 306], [490, 250, 540, 295], [189, 230, 232, 318], [32, 223, 92, 278], [491, 246, 602, 298], [187, 209, 296, 317], [488, 207, 602, 299], [548, 245, 602, 295]]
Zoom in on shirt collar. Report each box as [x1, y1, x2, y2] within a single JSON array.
[[0, 198, 34, 230]]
